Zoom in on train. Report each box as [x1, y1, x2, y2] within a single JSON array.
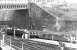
[[3, 27, 70, 43], [0, 25, 74, 43], [1, 27, 29, 39]]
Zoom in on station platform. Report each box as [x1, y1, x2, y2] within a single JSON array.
[[30, 38, 77, 49]]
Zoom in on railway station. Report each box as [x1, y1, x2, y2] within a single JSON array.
[[0, 0, 77, 50]]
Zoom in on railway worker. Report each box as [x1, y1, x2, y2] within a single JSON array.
[[22, 32, 29, 39], [24, 29, 29, 39]]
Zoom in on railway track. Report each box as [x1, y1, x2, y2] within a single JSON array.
[[4, 36, 60, 50]]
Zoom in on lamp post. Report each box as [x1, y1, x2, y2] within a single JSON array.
[[10, 36, 12, 50], [0, 25, 7, 47], [2, 34, 5, 45], [1, 33, 5, 47], [14, 27, 16, 39], [22, 42, 24, 50], [1, 25, 6, 46]]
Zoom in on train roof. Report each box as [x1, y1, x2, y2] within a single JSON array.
[[40, 31, 65, 36]]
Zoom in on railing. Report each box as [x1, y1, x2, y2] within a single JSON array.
[[0, 4, 28, 10], [4, 36, 60, 50]]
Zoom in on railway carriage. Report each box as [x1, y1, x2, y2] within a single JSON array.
[[29, 30, 41, 38], [6, 27, 29, 39]]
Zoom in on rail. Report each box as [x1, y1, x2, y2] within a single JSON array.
[[4, 36, 60, 50]]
